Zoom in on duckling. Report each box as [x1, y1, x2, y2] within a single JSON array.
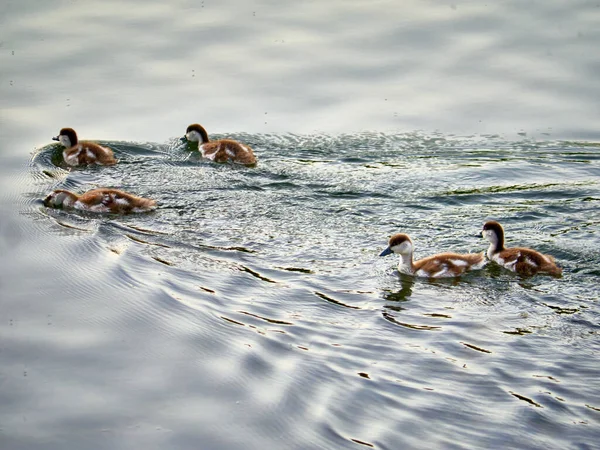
[[52, 128, 116, 166], [380, 233, 486, 278], [44, 188, 156, 214], [482, 220, 562, 277], [182, 123, 257, 165]]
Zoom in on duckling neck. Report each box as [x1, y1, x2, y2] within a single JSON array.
[[486, 233, 505, 259], [397, 253, 415, 275]]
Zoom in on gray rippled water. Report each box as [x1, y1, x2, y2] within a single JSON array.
[[2, 134, 598, 449], [1, 0, 599, 449]]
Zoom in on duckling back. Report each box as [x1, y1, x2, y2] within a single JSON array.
[[499, 248, 562, 277]]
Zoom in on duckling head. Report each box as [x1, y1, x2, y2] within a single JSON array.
[[44, 190, 77, 208], [482, 220, 504, 245], [52, 128, 78, 148], [182, 123, 209, 143], [380, 233, 413, 257]]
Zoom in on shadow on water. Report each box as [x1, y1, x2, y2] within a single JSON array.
[[382, 273, 415, 303]]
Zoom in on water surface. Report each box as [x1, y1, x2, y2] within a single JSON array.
[[1, 1, 599, 449]]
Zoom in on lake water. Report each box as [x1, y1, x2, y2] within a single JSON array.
[[1, 1, 599, 449]]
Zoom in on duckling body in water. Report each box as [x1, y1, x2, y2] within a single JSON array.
[[52, 128, 116, 166], [182, 123, 256, 165], [380, 233, 486, 278], [482, 221, 562, 277], [44, 188, 156, 214]]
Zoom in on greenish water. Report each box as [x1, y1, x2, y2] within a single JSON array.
[[1, 1, 599, 449]]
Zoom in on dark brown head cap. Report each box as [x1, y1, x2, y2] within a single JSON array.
[[483, 220, 504, 234], [59, 127, 78, 145], [388, 233, 412, 247], [184, 123, 209, 143], [380, 233, 412, 257], [186, 123, 207, 134]]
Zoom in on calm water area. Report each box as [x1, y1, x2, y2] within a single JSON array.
[[1, 1, 599, 449]]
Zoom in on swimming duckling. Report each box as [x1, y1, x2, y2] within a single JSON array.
[[52, 128, 116, 166], [482, 220, 562, 277], [44, 188, 156, 214], [380, 233, 486, 278], [182, 123, 257, 165]]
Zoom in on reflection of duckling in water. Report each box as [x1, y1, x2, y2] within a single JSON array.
[[383, 274, 415, 302], [482, 220, 562, 277], [44, 188, 156, 214], [182, 123, 257, 165], [52, 128, 117, 166], [380, 233, 486, 278]]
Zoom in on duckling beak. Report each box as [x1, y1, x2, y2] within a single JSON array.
[[180, 135, 188, 142], [379, 247, 393, 257], [52, 136, 59, 141]]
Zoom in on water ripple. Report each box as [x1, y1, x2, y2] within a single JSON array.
[[2, 131, 597, 450]]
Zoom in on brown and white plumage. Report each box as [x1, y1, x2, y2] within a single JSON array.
[[380, 233, 486, 278], [182, 123, 257, 166], [52, 128, 116, 166], [482, 220, 562, 277], [43, 188, 156, 214]]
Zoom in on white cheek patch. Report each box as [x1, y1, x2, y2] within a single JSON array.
[[483, 230, 497, 243], [391, 243, 410, 254], [59, 136, 72, 147], [188, 130, 202, 142]]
